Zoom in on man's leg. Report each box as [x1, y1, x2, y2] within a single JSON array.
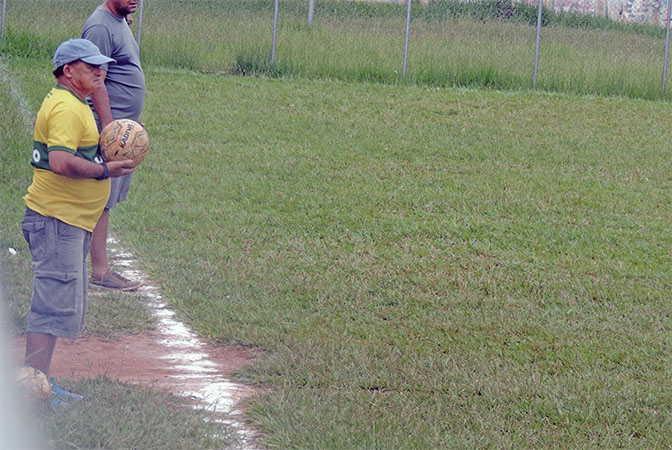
[[24, 332, 57, 378], [90, 208, 110, 278], [89, 174, 142, 290], [23, 212, 88, 405], [88, 207, 142, 291], [25, 332, 83, 403]]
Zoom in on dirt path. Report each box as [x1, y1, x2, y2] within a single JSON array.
[[12, 332, 257, 413]]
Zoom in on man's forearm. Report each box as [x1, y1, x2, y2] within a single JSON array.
[[50, 150, 135, 179], [90, 84, 114, 128]]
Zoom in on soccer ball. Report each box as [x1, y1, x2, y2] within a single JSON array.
[[99, 119, 150, 167], [15, 366, 51, 405]]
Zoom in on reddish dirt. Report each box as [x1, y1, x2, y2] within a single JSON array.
[[11, 331, 258, 409]]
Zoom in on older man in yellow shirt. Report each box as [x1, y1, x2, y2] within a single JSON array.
[[22, 38, 135, 406]]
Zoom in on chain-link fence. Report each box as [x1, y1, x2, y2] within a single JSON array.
[[1, 0, 672, 99]]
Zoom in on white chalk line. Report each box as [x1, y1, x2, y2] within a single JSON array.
[[0, 58, 35, 132], [106, 236, 260, 448]]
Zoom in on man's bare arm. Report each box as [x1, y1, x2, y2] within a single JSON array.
[[49, 150, 135, 179], [89, 69, 114, 128]]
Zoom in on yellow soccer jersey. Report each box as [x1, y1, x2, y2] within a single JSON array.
[[24, 85, 110, 232]]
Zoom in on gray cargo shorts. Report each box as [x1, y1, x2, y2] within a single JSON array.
[[21, 208, 91, 339]]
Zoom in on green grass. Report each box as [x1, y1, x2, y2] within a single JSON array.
[[134, 73, 672, 448], [38, 377, 235, 449], [0, 59, 34, 333], [3, 2, 672, 446], [1, 0, 671, 99], [6, 55, 672, 446]]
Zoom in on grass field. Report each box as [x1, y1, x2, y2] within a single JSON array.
[[3, 56, 672, 446], [2, 0, 672, 448]]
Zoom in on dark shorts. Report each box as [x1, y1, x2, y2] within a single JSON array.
[[21, 208, 91, 339], [106, 172, 133, 209]]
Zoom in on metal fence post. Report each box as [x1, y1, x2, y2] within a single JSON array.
[[271, 0, 279, 64], [662, 0, 672, 95], [136, 0, 144, 50], [533, 0, 543, 88], [1, 0, 7, 41], [308, 0, 315, 25], [402, 0, 412, 78]]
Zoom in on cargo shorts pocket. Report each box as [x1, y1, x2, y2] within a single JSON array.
[[31, 269, 78, 316], [21, 218, 47, 265]]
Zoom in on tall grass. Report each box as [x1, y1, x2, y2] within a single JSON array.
[[1, 0, 671, 99]]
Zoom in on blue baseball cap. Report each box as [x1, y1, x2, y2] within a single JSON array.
[[53, 39, 116, 69]]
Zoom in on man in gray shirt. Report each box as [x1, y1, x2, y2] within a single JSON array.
[[83, 0, 145, 290]]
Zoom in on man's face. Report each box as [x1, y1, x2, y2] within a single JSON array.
[[109, 0, 138, 16], [68, 61, 105, 95]]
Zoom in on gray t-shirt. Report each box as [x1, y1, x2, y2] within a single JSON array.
[[82, 7, 145, 123]]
